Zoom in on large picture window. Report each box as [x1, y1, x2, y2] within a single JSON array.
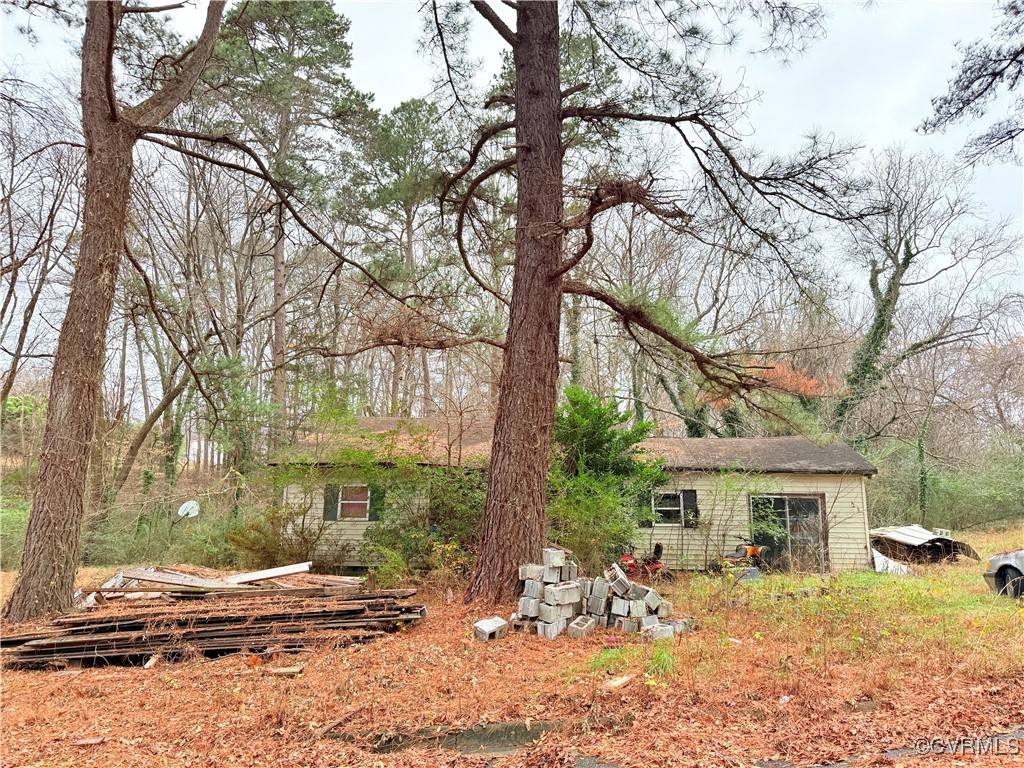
[[750, 494, 827, 571]]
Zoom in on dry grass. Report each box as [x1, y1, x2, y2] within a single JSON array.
[[1, 529, 1022, 767]]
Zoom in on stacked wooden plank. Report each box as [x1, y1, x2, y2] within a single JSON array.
[[4, 563, 425, 668], [71, 562, 366, 608]]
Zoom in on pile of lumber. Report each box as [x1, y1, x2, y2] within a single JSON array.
[[2, 562, 425, 668], [71, 561, 366, 608]]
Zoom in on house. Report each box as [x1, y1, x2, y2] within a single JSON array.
[[273, 416, 492, 566], [639, 436, 877, 571], [276, 419, 876, 572]]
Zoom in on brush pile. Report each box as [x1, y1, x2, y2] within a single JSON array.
[[1, 563, 425, 668]]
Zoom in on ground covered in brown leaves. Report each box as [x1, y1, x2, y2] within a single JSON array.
[[2, 535, 1023, 768]]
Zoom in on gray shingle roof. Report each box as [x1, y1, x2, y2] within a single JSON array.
[[641, 436, 876, 476]]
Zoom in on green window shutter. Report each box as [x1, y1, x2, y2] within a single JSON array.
[[368, 486, 386, 521], [323, 484, 339, 522]]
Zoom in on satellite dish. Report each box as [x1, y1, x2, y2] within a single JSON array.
[[177, 500, 200, 519]]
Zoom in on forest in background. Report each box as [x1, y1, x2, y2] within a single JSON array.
[[1, 1, 1022, 593]]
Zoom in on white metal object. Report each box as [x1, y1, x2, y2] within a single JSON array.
[[177, 500, 200, 518]]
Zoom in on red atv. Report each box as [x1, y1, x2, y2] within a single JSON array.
[[620, 543, 673, 583]]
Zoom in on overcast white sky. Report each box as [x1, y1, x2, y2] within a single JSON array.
[[2, 0, 1022, 226]]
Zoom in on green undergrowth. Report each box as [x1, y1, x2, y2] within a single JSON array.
[[0, 490, 30, 569]]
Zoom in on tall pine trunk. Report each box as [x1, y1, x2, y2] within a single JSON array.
[[1, 11, 135, 617], [2, 0, 224, 622], [466, 1, 563, 602]]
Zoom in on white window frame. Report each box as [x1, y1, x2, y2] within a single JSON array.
[[323, 484, 371, 522]]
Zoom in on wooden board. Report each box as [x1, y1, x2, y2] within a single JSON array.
[[120, 569, 252, 590], [224, 562, 312, 584]]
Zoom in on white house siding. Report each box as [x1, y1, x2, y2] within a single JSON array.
[[639, 471, 871, 572], [283, 482, 430, 567], [285, 470, 871, 572], [282, 484, 370, 566]]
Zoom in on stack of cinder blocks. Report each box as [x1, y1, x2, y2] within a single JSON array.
[[508, 551, 690, 641], [510, 548, 586, 639], [593, 563, 684, 640]]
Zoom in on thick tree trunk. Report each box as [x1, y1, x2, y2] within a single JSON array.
[[2, 5, 135, 620], [86, 384, 108, 516], [1, 0, 224, 623], [466, 1, 563, 603]]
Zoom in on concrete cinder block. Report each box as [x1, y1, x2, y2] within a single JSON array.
[[627, 583, 648, 600], [544, 582, 582, 606], [537, 602, 559, 623], [537, 618, 566, 640], [639, 614, 660, 629], [656, 599, 673, 619], [542, 565, 562, 583], [605, 563, 631, 596], [629, 599, 648, 617], [596, 614, 609, 628], [668, 617, 694, 635], [641, 623, 674, 641], [587, 595, 608, 615], [473, 616, 509, 641], [542, 548, 566, 568], [610, 596, 630, 616], [605, 564, 631, 597], [735, 566, 760, 583], [539, 602, 573, 623], [567, 615, 597, 639], [644, 588, 662, 612], [576, 577, 593, 598], [511, 615, 537, 633], [523, 579, 545, 599], [560, 562, 578, 581], [518, 596, 540, 617], [519, 564, 544, 581], [607, 562, 628, 582], [615, 616, 639, 634], [590, 577, 610, 600], [574, 599, 584, 616]]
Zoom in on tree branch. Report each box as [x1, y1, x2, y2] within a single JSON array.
[[470, 0, 517, 47], [128, 0, 226, 126], [122, 2, 187, 13], [563, 278, 765, 393]]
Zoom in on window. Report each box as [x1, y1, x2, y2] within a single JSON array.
[[646, 490, 699, 527], [339, 486, 370, 519], [750, 494, 827, 570], [323, 484, 375, 521]]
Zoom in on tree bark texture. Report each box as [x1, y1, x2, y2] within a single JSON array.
[[2, 0, 225, 622], [466, 1, 564, 602], [2, 2, 134, 620]]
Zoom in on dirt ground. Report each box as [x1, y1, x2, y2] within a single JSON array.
[[2, 538, 1023, 768]]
